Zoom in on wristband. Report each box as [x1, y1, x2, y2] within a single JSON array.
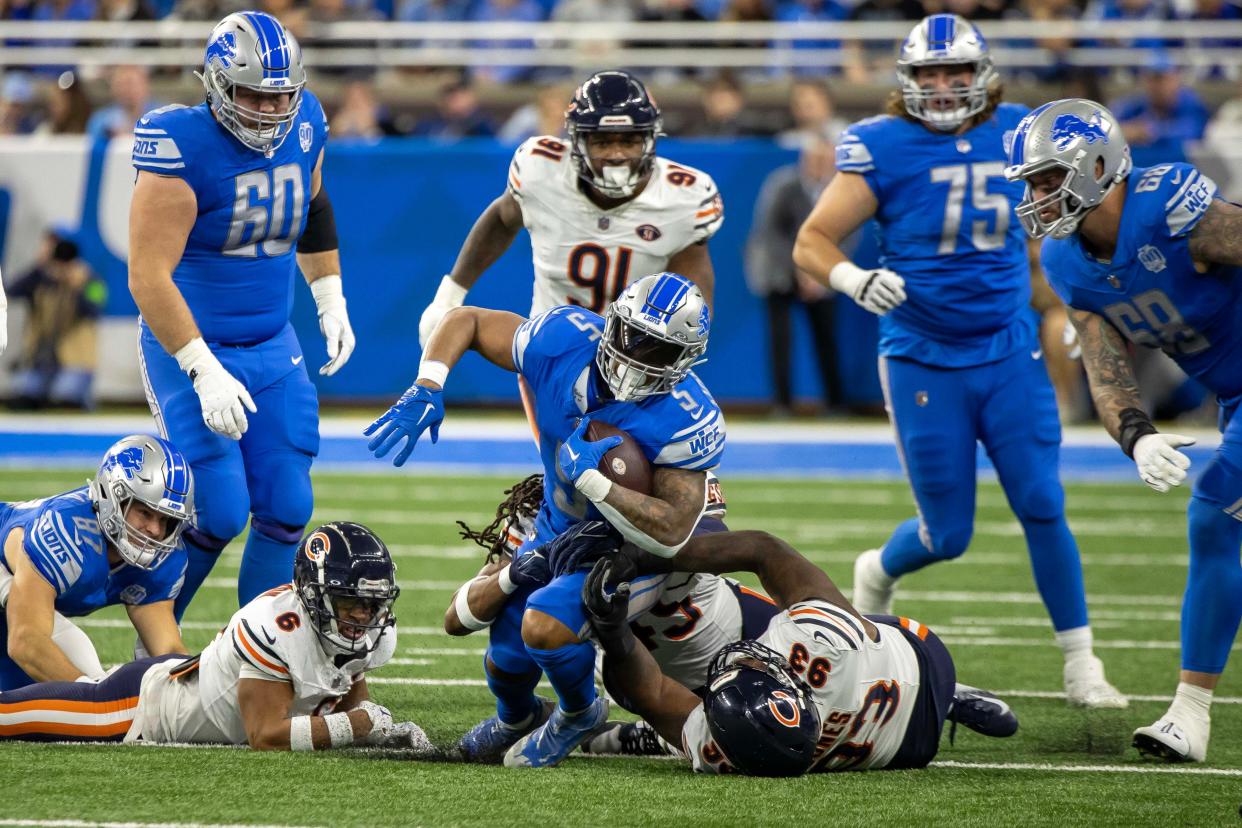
[[173, 337, 217, 379], [498, 563, 519, 595], [434, 275, 469, 307], [324, 711, 355, 748], [309, 275, 345, 312], [575, 469, 613, 504], [1118, 407, 1158, 459], [417, 359, 450, 388], [289, 715, 314, 751], [827, 260, 867, 296], [454, 578, 493, 631]]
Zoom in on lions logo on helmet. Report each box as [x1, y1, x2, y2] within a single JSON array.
[[896, 14, 998, 132]]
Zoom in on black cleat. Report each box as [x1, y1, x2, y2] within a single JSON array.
[[948, 683, 1019, 738]]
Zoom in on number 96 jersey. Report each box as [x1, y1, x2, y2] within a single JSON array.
[[507, 135, 724, 316], [681, 601, 921, 774], [131, 91, 329, 345]]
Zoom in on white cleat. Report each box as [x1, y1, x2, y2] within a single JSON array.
[[852, 548, 896, 616], [1063, 655, 1128, 709], [1133, 716, 1208, 763]]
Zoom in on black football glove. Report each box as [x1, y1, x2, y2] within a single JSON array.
[[544, 520, 624, 579], [506, 545, 551, 590], [583, 555, 638, 657]]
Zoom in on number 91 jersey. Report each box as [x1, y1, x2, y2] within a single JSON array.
[[131, 91, 329, 345], [507, 135, 724, 317]]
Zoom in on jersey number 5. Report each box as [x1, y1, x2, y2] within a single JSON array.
[[930, 162, 1009, 254], [224, 162, 305, 257]]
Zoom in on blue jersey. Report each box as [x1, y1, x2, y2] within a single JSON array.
[[836, 103, 1035, 367], [132, 92, 330, 345], [512, 307, 726, 542], [1042, 163, 1242, 406], [0, 488, 186, 617]]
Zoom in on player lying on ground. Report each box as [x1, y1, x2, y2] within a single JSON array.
[[0, 435, 193, 690], [578, 529, 1017, 775], [444, 474, 778, 756], [0, 522, 428, 752], [367, 272, 725, 768], [1006, 98, 1242, 763]]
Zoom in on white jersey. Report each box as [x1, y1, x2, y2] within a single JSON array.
[[681, 601, 923, 774], [507, 136, 724, 316], [126, 585, 395, 745]]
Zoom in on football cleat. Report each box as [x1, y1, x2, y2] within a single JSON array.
[[1133, 716, 1208, 763], [852, 548, 896, 616], [948, 683, 1019, 738], [458, 697, 554, 763], [504, 698, 610, 768], [580, 720, 673, 757], [1063, 655, 1128, 709]]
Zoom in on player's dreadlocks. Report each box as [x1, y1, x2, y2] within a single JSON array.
[[457, 473, 544, 563]]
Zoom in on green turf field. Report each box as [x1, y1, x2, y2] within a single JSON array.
[[0, 467, 1237, 828]]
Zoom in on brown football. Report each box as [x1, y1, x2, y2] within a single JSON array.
[[586, 420, 653, 496]]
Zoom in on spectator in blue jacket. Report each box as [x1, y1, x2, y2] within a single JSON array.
[[1112, 58, 1210, 168]]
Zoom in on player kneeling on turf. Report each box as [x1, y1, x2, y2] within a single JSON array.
[[0, 522, 428, 752], [580, 530, 1018, 775]]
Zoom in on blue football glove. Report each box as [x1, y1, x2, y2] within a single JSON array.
[[507, 546, 551, 590], [558, 417, 622, 485], [544, 520, 624, 579], [364, 384, 444, 467]]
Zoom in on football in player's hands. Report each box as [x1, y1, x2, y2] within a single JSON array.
[[586, 420, 653, 496]]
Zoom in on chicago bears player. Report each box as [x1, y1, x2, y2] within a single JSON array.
[[129, 11, 354, 620], [367, 272, 724, 767], [1006, 99, 1242, 762], [793, 14, 1124, 708], [0, 435, 193, 690], [580, 529, 1018, 776], [0, 522, 427, 752]]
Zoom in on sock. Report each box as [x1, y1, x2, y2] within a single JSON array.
[[484, 658, 542, 727], [173, 530, 227, 622], [1181, 496, 1242, 674], [1168, 682, 1213, 724], [238, 519, 302, 607], [527, 641, 598, 715], [1055, 626, 1094, 664], [1022, 516, 1090, 632], [879, 518, 937, 577]]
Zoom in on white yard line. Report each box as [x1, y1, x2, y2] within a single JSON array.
[[993, 689, 1242, 705], [930, 760, 1242, 777]]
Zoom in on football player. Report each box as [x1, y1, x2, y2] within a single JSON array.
[[0, 436, 193, 690], [1006, 99, 1242, 762], [366, 272, 724, 767], [129, 11, 353, 619], [0, 522, 427, 752], [578, 529, 1018, 775], [793, 14, 1124, 708]]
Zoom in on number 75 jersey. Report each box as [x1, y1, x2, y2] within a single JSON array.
[[131, 92, 329, 345], [507, 135, 724, 317]]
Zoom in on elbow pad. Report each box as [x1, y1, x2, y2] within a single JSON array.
[[297, 186, 339, 254]]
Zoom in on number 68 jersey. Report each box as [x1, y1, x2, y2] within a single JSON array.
[[507, 135, 724, 317], [681, 601, 922, 774], [126, 585, 395, 745]]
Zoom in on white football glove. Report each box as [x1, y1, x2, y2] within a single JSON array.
[[828, 261, 906, 316], [1133, 432, 1195, 493], [418, 275, 468, 348], [382, 721, 434, 753], [310, 275, 355, 376], [175, 338, 256, 441], [1062, 318, 1082, 360], [358, 700, 395, 745]]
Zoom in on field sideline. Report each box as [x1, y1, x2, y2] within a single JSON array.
[[0, 467, 1237, 827]]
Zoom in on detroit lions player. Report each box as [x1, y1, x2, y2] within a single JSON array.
[[581, 529, 1018, 776], [0, 435, 193, 690], [0, 522, 428, 752], [367, 272, 724, 767], [1006, 99, 1242, 762], [793, 14, 1124, 708], [129, 11, 354, 618]]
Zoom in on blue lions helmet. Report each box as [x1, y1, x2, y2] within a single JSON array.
[[197, 11, 306, 154], [88, 434, 195, 570], [1003, 98, 1132, 239], [596, 272, 709, 402], [702, 640, 821, 777], [565, 71, 662, 199], [294, 522, 400, 658], [897, 14, 997, 132]]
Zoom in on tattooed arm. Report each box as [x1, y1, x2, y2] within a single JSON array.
[[1068, 307, 1141, 442], [593, 467, 707, 558], [1188, 199, 1242, 269]]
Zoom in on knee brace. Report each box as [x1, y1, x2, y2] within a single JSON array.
[[248, 516, 304, 545]]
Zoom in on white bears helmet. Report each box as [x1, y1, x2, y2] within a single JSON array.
[[897, 14, 998, 132]]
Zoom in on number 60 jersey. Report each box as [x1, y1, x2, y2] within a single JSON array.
[[131, 91, 329, 345], [507, 135, 724, 317]]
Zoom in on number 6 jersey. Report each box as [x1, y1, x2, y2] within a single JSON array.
[[507, 136, 724, 317]]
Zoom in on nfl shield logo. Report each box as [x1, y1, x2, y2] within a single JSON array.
[[299, 121, 313, 153], [915, 391, 929, 407], [1138, 245, 1167, 273], [598, 217, 610, 230]]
